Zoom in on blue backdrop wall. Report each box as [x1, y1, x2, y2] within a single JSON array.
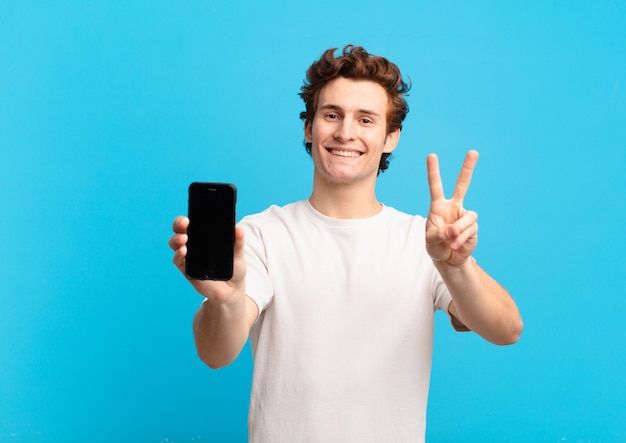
[[1, 1, 625, 442]]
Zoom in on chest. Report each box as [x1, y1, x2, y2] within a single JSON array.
[[263, 223, 434, 319]]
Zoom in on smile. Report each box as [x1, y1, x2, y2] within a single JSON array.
[[328, 149, 362, 158]]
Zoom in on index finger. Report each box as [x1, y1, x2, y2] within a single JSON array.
[[451, 150, 479, 203], [426, 153, 445, 201], [172, 216, 189, 234]]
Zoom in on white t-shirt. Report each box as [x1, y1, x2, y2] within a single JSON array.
[[239, 200, 454, 443]]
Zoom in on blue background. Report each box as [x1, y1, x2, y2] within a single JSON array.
[[2, 1, 625, 442]]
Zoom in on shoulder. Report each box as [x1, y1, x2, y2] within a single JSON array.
[[382, 205, 426, 229], [239, 200, 306, 230]]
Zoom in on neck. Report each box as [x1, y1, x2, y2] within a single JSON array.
[[309, 175, 382, 219]]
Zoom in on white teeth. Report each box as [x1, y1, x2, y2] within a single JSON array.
[[330, 149, 361, 158]]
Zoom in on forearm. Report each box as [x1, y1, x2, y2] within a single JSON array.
[[435, 259, 523, 345], [192, 294, 254, 369]]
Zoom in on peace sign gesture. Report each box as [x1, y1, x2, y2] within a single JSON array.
[[425, 150, 480, 266]]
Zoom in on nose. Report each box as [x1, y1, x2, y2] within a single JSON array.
[[334, 119, 356, 142]]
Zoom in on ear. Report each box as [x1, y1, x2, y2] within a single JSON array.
[[304, 121, 312, 143], [383, 128, 401, 154]]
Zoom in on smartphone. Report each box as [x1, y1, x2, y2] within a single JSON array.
[[185, 182, 237, 280]]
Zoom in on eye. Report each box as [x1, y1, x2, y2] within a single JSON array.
[[361, 118, 373, 124], [326, 113, 339, 120]]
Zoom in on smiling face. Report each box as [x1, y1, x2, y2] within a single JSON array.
[[304, 77, 400, 188]]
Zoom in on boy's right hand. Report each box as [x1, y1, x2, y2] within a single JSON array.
[[168, 216, 247, 306]]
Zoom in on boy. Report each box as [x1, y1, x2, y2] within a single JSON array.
[[169, 45, 523, 442]]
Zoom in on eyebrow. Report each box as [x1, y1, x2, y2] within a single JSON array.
[[318, 104, 382, 118]]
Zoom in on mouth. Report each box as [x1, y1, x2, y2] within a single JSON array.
[[327, 148, 362, 158]]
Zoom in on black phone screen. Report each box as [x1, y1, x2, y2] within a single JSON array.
[[185, 182, 236, 280]]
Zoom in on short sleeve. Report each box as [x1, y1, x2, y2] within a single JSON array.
[[431, 265, 471, 332], [239, 216, 274, 319]]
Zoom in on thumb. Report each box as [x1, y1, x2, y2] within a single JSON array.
[[234, 225, 245, 259], [426, 224, 457, 245]]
